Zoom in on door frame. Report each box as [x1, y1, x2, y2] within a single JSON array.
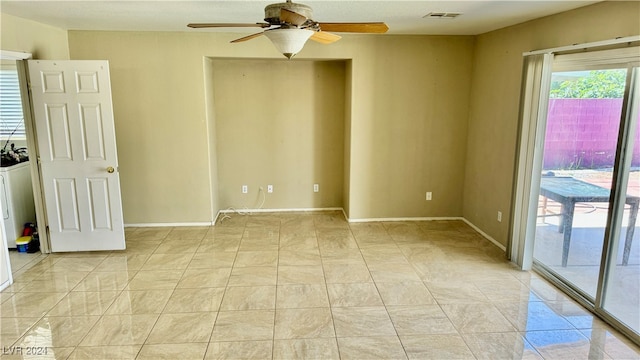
[[16, 58, 50, 253], [0, 50, 50, 254]]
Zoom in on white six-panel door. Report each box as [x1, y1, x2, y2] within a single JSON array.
[[27, 60, 124, 252]]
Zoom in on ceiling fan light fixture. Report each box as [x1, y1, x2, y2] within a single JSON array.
[[264, 28, 314, 59]]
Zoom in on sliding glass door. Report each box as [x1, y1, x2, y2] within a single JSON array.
[[527, 49, 639, 342], [533, 68, 627, 298], [600, 66, 639, 334]]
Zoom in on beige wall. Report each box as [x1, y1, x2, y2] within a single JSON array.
[[463, 1, 640, 246], [1, 13, 69, 59], [1, 13, 69, 158], [347, 36, 474, 219], [67, 30, 474, 223], [203, 58, 220, 222], [6, 1, 636, 235], [69, 32, 216, 224], [211, 59, 346, 210], [343, 61, 353, 216]]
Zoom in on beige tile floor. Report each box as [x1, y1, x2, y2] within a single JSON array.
[[1, 211, 639, 359]]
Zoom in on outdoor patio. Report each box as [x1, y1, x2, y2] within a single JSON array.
[[534, 169, 640, 334]]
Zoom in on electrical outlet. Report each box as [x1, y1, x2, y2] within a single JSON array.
[[313, 184, 319, 193], [426, 192, 432, 201], [242, 185, 248, 194], [267, 185, 273, 193], [497, 211, 502, 222]]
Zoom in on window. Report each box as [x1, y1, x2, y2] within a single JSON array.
[[0, 68, 25, 140]]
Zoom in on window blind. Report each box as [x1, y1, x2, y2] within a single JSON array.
[[553, 46, 640, 72], [0, 69, 25, 139], [511, 53, 554, 269]]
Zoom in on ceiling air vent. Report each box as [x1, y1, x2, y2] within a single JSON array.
[[423, 12, 462, 19]]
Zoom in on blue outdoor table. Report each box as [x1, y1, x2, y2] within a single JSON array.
[[539, 176, 639, 267]]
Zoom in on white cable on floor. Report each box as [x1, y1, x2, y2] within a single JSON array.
[[218, 186, 266, 223]]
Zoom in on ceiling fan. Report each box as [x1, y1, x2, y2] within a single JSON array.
[[187, 0, 389, 58]]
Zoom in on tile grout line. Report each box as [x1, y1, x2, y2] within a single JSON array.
[[271, 218, 281, 360], [124, 227, 185, 359], [376, 222, 411, 360], [313, 215, 342, 359]]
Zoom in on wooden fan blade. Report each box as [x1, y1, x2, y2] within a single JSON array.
[[280, 8, 307, 26], [230, 32, 264, 43], [310, 31, 342, 45], [188, 23, 271, 29], [318, 22, 389, 33]]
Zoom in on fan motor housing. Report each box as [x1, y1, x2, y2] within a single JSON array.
[[264, 2, 313, 24]]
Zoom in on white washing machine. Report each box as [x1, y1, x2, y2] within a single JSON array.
[[0, 162, 36, 248]]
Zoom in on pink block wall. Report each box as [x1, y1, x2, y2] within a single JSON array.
[[543, 99, 640, 169]]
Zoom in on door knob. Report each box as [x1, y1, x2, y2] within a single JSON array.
[[106, 166, 115, 173]]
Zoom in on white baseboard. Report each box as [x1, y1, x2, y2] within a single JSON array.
[[212, 210, 223, 225], [125, 222, 214, 228], [347, 216, 462, 223], [217, 207, 343, 214], [0, 279, 12, 292], [461, 218, 507, 251]]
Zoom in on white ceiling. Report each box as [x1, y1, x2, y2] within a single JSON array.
[[0, 1, 600, 36]]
